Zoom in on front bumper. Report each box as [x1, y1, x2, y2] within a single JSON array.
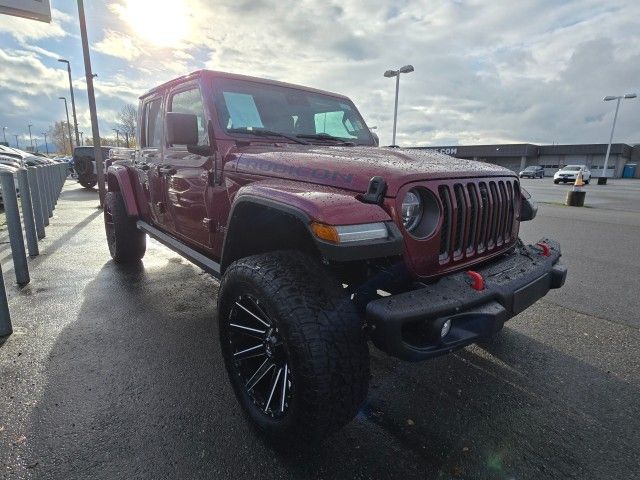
[[366, 238, 566, 361]]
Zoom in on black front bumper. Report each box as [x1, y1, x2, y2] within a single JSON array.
[[366, 238, 567, 361]]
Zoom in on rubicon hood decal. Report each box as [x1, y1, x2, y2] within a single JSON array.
[[237, 156, 355, 185], [234, 145, 515, 195]]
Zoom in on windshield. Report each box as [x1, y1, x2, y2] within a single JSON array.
[[524, 166, 539, 171], [212, 78, 375, 146], [564, 166, 582, 171]]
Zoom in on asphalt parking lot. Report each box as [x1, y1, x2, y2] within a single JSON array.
[[1, 179, 639, 479]]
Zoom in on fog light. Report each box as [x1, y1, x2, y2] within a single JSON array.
[[440, 319, 452, 338]]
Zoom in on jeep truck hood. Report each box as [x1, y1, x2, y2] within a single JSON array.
[[232, 145, 513, 196]]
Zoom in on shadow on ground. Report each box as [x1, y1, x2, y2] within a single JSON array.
[[22, 260, 639, 479]]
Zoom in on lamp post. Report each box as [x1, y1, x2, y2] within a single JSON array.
[[58, 59, 80, 146], [34, 138, 39, 153], [602, 93, 636, 179], [59, 96, 74, 153], [79, 131, 84, 146], [42, 132, 49, 154], [113, 128, 120, 147], [14, 134, 19, 148], [77, 0, 106, 206], [2, 126, 7, 144], [384, 64, 414, 146], [28, 124, 33, 149]]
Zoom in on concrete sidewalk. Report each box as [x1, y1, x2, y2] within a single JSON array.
[[1, 182, 639, 480]]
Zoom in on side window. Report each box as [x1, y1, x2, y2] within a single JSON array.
[[143, 98, 162, 148], [169, 88, 208, 146], [314, 111, 357, 139]]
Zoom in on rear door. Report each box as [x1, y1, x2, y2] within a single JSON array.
[[162, 83, 213, 249], [135, 95, 167, 226]]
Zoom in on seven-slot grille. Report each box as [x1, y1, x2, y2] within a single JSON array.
[[437, 179, 519, 264]]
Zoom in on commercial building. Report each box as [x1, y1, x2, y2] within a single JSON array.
[[412, 143, 639, 178]]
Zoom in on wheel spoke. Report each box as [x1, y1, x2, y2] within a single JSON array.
[[229, 322, 266, 338], [264, 367, 282, 413], [280, 364, 288, 413], [235, 301, 270, 328], [233, 343, 265, 361], [246, 358, 275, 391]]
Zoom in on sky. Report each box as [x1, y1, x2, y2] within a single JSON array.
[[0, 0, 639, 151]]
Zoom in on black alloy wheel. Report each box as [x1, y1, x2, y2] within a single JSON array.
[[226, 294, 291, 418]]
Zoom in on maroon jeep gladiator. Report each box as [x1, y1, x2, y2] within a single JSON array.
[[103, 70, 566, 444]]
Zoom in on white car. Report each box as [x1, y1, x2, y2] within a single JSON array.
[[553, 165, 591, 184]]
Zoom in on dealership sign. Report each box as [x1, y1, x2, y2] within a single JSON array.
[[0, 0, 51, 23], [427, 147, 458, 155]]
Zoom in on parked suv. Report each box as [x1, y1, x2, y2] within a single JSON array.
[[103, 70, 566, 444], [73, 146, 111, 189], [554, 165, 591, 184]]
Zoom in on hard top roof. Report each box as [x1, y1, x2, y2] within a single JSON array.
[[139, 70, 349, 101]]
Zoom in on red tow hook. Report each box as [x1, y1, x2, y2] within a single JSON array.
[[466, 271, 485, 291], [536, 242, 551, 257]]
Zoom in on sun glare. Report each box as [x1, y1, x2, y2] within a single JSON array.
[[123, 0, 188, 48]]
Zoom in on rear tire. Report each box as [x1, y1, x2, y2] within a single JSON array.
[[104, 191, 146, 262], [554, 179, 560, 184], [218, 251, 369, 446], [78, 176, 97, 189]]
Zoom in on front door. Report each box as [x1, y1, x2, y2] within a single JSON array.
[[162, 85, 212, 249], [135, 96, 168, 227]]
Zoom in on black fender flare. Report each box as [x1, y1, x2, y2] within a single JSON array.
[[220, 194, 404, 273]]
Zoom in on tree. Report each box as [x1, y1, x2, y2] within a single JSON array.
[[48, 121, 72, 154], [117, 104, 137, 148]]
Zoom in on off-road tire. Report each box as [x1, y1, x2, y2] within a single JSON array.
[[104, 191, 145, 262], [78, 175, 97, 189], [218, 250, 369, 445]]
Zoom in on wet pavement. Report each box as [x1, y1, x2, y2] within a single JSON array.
[[1, 181, 639, 479]]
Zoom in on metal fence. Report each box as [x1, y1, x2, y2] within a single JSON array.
[[0, 162, 69, 336]]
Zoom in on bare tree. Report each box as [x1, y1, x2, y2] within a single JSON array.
[[48, 121, 72, 154], [117, 104, 137, 147]]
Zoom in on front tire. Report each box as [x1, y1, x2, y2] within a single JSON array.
[[218, 251, 369, 445], [104, 191, 146, 262]]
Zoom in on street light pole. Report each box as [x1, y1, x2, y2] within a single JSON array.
[[384, 65, 414, 146], [602, 93, 636, 178], [59, 96, 74, 153], [79, 131, 84, 146], [42, 132, 49, 154], [77, 0, 106, 206], [14, 134, 19, 148], [58, 59, 80, 146], [28, 124, 33, 149], [113, 128, 120, 147], [2, 126, 7, 144]]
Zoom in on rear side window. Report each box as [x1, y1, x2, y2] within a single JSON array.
[[169, 88, 209, 146], [143, 98, 163, 148]]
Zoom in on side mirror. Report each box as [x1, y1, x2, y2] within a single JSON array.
[[166, 112, 198, 146]]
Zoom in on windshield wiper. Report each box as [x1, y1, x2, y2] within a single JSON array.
[[227, 127, 309, 145], [295, 133, 355, 146]]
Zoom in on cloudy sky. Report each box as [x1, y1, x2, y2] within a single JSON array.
[[0, 0, 639, 151]]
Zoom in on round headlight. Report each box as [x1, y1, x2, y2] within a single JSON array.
[[401, 189, 423, 232]]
